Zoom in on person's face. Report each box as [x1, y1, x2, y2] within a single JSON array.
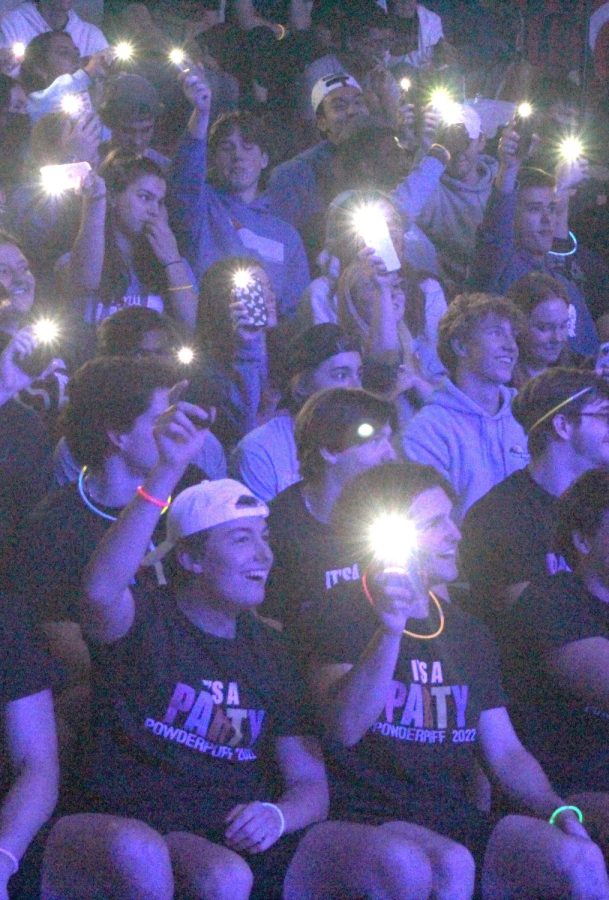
[[408, 487, 461, 586], [0, 242, 35, 314], [354, 26, 393, 68], [115, 386, 170, 474], [113, 174, 167, 236], [213, 127, 268, 195], [111, 117, 155, 155], [515, 186, 558, 258], [308, 350, 363, 392], [521, 297, 570, 367], [458, 313, 518, 383], [8, 83, 28, 115], [185, 516, 273, 609], [46, 0, 73, 13], [330, 421, 397, 483], [577, 505, 609, 578], [355, 272, 405, 325], [567, 397, 609, 469], [316, 86, 368, 144], [446, 132, 485, 182], [43, 33, 79, 81], [250, 265, 278, 328]]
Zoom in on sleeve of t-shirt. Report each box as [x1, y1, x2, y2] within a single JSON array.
[[460, 614, 508, 712], [512, 579, 609, 653], [0, 599, 51, 705]]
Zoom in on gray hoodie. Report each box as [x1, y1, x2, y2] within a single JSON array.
[[401, 378, 528, 522], [417, 155, 498, 290]]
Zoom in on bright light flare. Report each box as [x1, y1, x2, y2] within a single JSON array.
[[169, 47, 191, 71], [357, 422, 375, 439], [40, 166, 70, 197], [430, 87, 453, 113], [60, 93, 84, 117], [517, 101, 533, 119], [352, 202, 387, 242], [114, 40, 134, 62], [32, 317, 59, 345], [369, 513, 418, 573], [558, 135, 584, 163], [232, 268, 253, 290], [400, 77, 412, 92], [12, 41, 25, 60], [176, 346, 195, 365]]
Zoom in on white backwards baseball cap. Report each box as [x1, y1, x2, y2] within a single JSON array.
[[311, 72, 363, 115], [143, 479, 269, 565]]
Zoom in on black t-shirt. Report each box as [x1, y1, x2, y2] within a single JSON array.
[[0, 598, 50, 798], [4, 468, 202, 623], [0, 399, 52, 558], [459, 468, 569, 634], [4, 483, 114, 623], [84, 586, 313, 834], [295, 577, 506, 830], [502, 571, 609, 794], [264, 482, 360, 625]]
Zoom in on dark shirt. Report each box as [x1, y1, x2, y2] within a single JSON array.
[[295, 577, 506, 830], [502, 571, 609, 794], [263, 481, 358, 626], [459, 468, 569, 637], [84, 587, 311, 833]]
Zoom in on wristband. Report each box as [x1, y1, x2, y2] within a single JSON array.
[[166, 283, 194, 293], [136, 486, 171, 511], [163, 259, 183, 268], [0, 848, 18, 875], [549, 804, 584, 826], [261, 802, 285, 836], [429, 144, 451, 166]]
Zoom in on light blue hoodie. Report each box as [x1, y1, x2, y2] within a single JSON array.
[[401, 378, 528, 522]]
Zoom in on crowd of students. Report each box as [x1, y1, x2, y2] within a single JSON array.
[[3, 0, 609, 897]]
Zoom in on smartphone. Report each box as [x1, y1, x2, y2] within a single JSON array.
[[231, 275, 268, 328], [514, 109, 536, 159], [357, 215, 401, 273]]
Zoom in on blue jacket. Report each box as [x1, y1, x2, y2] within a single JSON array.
[[469, 186, 598, 357], [169, 135, 310, 319]]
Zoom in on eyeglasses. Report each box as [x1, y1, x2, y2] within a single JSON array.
[[578, 412, 609, 425]]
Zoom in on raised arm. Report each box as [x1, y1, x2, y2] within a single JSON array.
[[81, 399, 213, 643], [308, 572, 426, 746], [67, 173, 107, 296]]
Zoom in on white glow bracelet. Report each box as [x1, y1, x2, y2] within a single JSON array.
[[261, 802, 286, 836]]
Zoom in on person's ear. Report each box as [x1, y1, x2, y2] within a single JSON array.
[[450, 336, 468, 359], [177, 548, 205, 573], [106, 428, 127, 452], [552, 412, 574, 441]]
